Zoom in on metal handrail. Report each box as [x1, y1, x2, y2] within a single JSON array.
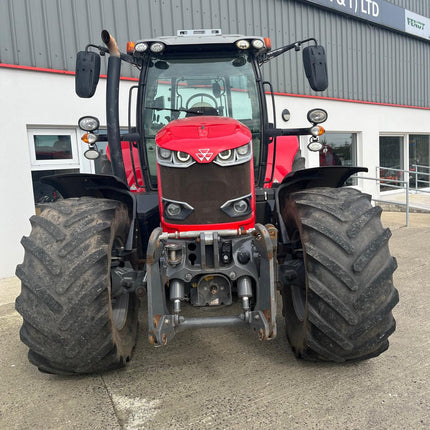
[[352, 164, 430, 227], [354, 174, 410, 226], [412, 164, 430, 171], [377, 165, 430, 193], [410, 164, 430, 190]]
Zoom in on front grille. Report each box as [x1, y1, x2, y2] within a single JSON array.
[[160, 161, 252, 225]]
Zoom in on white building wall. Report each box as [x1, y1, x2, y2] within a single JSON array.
[[0, 68, 429, 278], [0, 68, 135, 278], [273, 94, 430, 196]]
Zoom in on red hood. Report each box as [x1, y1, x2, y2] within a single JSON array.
[[155, 116, 252, 164]]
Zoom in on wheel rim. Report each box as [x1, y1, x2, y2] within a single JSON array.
[[112, 293, 129, 330], [289, 229, 307, 323], [111, 237, 130, 331]]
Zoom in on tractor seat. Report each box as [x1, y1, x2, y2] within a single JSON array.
[[186, 105, 219, 117]]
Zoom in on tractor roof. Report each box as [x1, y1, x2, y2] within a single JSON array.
[[134, 29, 269, 54]]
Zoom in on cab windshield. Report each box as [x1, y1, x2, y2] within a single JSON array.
[[142, 53, 261, 187]]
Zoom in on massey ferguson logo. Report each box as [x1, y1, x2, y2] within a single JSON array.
[[196, 148, 213, 162]]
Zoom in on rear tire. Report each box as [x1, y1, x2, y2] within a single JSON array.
[[280, 187, 398, 362], [15, 197, 138, 374]]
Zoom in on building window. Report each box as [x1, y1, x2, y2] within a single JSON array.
[[28, 128, 82, 206], [33, 135, 73, 160], [319, 133, 357, 167], [28, 129, 80, 167], [409, 135, 430, 189], [319, 132, 357, 184]]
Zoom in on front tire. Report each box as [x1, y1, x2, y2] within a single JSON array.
[[15, 197, 138, 374], [280, 187, 399, 362]]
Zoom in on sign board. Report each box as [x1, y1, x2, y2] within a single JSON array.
[[300, 0, 430, 41], [405, 9, 430, 40]]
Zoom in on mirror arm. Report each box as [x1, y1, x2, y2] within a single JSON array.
[[84, 44, 138, 67], [266, 127, 315, 137], [85, 43, 109, 55], [259, 38, 318, 64], [94, 132, 141, 142]]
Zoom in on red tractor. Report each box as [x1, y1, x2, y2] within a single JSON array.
[[16, 29, 398, 374]]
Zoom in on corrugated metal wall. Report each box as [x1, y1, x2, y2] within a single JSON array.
[[0, 0, 429, 107], [389, 0, 429, 16]]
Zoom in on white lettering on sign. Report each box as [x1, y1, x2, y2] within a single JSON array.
[[307, 0, 430, 41], [327, 0, 380, 17]]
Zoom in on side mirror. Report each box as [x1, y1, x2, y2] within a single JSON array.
[[75, 51, 101, 98], [303, 45, 328, 92]]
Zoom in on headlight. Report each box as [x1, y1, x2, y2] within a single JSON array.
[[218, 149, 233, 161], [251, 39, 264, 49], [307, 108, 328, 124], [84, 145, 100, 160], [157, 146, 195, 168], [214, 142, 252, 166], [166, 203, 181, 217], [236, 143, 251, 156], [176, 151, 191, 163], [78, 116, 100, 131], [163, 199, 194, 220], [236, 40, 250, 50], [233, 199, 248, 214], [150, 42, 165, 53], [307, 138, 323, 152], [134, 42, 148, 53], [220, 194, 252, 218], [158, 147, 172, 159]]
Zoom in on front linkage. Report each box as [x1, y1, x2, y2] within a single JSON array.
[[146, 224, 278, 345]]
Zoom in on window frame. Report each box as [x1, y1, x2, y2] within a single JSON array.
[[318, 131, 358, 168], [378, 133, 407, 194], [27, 128, 81, 170]]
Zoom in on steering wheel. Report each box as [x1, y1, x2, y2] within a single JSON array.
[[185, 93, 218, 109]]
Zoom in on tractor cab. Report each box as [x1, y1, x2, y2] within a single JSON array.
[[76, 29, 329, 193], [134, 30, 328, 190], [140, 40, 263, 188]]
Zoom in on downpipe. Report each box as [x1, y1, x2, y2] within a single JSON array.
[[102, 30, 127, 184]]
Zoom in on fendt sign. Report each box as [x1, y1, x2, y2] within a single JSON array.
[[301, 0, 430, 41]]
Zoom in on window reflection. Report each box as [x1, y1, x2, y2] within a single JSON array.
[[34, 135, 73, 160], [319, 133, 357, 185]]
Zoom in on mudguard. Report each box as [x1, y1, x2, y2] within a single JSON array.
[[42, 173, 137, 249], [41, 173, 133, 206], [42, 173, 160, 256], [275, 166, 367, 242]]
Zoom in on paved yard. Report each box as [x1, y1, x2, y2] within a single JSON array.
[[0, 212, 429, 430]]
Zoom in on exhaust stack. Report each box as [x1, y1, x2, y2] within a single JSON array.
[[101, 29, 120, 57]]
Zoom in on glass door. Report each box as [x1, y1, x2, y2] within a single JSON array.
[[409, 135, 430, 189], [379, 136, 404, 192]]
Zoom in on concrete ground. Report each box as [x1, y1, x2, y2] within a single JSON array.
[[1, 212, 429, 430], [376, 190, 430, 213]]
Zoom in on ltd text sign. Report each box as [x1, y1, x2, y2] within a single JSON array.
[[301, 0, 430, 41]]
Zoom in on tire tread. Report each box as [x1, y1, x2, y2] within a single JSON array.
[[15, 197, 138, 374]]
